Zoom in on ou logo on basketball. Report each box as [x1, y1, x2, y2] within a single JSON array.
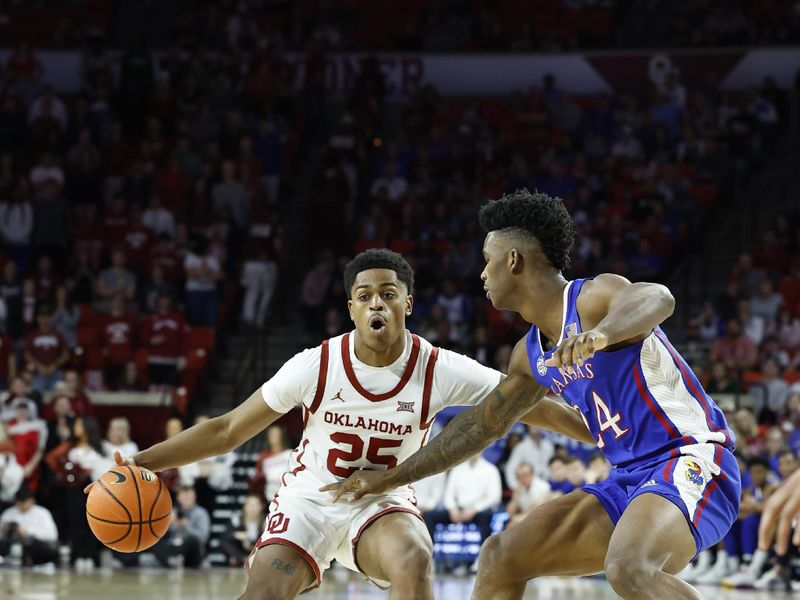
[[267, 513, 291, 534]]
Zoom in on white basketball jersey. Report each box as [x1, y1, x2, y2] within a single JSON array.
[[261, 330, 501, 499]]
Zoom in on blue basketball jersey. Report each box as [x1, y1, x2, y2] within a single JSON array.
[[525, 278, 734, 470]]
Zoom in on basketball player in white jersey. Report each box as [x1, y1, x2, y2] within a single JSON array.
[[86, 248, 593, 599]]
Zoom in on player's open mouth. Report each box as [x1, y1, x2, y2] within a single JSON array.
[[369, 316, 387, 333]]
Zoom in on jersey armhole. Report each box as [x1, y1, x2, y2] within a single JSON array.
[[420, 346, 439, 430], [306, 340, 329, 417]]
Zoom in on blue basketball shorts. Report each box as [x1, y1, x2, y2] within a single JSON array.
[[582, 443, 741, 554]]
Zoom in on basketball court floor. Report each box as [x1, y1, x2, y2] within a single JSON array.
[[0, 567, 793, 599]]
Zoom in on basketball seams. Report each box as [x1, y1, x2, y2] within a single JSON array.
[[148, 477, 164, 541], [95, 479, 133, 546], [125, 465, 144, 552], [87, 511, 173, 526]]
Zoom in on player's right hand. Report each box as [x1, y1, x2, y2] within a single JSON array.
[[83, 451, 137, 494], [759, 468, 800, 555], [319, 469, 395, 502]]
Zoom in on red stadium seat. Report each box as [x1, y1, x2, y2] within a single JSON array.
[[784, 371, 800, 384], [188, 327, 216, 352], [742, 371, 764, 388]]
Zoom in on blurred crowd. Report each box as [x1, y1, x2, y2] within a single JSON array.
[[0, 19, 297, 572], [4, 1, 800, 53], [0, 3, 797, 588]]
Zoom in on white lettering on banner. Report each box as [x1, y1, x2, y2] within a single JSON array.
[[3, 49, 798, 97], [33, 336, 60, 349], [287, 54, 425, 97]]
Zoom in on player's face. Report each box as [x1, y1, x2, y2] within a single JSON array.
[[348, 269, 412, 349], [481, 232, 517, 311]]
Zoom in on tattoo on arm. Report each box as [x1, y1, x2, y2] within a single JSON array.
[[390, 378, 543, 486], [271, 559, 296, 575]]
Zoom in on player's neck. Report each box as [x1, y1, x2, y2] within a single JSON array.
[[517, 274, 568, 343], [352, 330, 407, 367]]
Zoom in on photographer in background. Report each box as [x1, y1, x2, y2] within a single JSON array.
[[151, 485, 210, 569], [218, 495, 265, 567], [0, 486, 58, 567]]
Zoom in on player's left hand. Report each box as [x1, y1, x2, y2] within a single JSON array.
[[759, 468, 800, 555], [544, 328, 609, 373], [319, 469, 395, 502]]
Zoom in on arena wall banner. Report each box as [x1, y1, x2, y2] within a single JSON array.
[[1, 48, 798, 98]]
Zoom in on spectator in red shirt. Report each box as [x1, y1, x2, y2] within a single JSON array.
[[7, 398, 44, 493], [60, 370, 94, 419], [710, 317, 759, 372], [24, 308, 69, 393], [0, 332, 17, 388], [122, 204, 153, 274], [149, 234, 182, 285], [33, 255, 59, 302], [142, 292, 187, 387], [101, 196, 130, 245], [99, 294, 137, 389]]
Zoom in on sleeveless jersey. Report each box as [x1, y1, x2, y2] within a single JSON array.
[[525, 278, 734, 470], [261, 330, 501, 498]]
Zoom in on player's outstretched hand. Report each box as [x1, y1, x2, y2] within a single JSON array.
[[319, 469, 394, 502], [759, 468, 800, 555], [544, 328, 609, 373], [83, 451, 137, 494]]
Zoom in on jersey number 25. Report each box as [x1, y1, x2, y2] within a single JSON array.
[[327, 432, 402, 478]]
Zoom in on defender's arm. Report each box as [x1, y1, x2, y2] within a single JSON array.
[[546, 274, 675, 371], [520, 397, 595, 445]]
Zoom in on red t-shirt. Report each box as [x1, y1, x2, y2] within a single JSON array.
[[123, 225, 153, 272], [143, 311, 188, 361], [8, 420, 42, 492], [100, 314, 137, 365], [25, 329, 67, 367]]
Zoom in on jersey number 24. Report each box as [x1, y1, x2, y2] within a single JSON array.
[[576, 391, 629, 449]]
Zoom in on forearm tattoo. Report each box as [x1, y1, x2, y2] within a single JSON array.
[[271, 559, 296, 575], [392, 382, 539, 485]]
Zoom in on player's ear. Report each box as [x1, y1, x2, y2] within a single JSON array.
[[404, 295, 413, 317], [347, 299, 354, 321], [509, 248, 523, 274]]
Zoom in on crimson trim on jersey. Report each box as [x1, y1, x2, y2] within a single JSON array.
[[255, 537, 322, 588], [273, 439, 309, 509], [308, 340, 329, 414], [350, 507, 424, 578], [420, 346, 439, 429], [341, 332, 421, 401]]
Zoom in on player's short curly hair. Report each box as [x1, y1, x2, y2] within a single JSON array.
[[479, 188, 575, 272], [344, 248, 415, 298]]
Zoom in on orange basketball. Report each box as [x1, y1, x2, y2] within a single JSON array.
[[86, 465, 173, 553]]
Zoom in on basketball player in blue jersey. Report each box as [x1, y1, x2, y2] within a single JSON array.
[[325, 189, 741, 600]]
